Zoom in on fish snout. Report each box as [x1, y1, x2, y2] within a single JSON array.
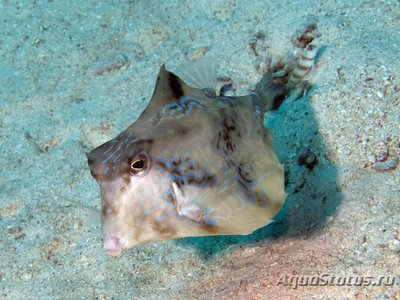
[[103, 234, 126, 256]]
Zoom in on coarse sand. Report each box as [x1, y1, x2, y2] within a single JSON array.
[[1, 0, 399, 299]]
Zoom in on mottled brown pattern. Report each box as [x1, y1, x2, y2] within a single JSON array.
[[155, 159, 168, 171], [175, 126, 189, 136], [86, 62, 290, 252], [151, 218, 177, 237], [154, 158, 217, 190], [236, 162, 259, 204], [254, 190, 271, 208], [102, 204, 119, 218], [199, 220, 219, 233], [238, 162, 253, 185], [217, 111, 240, 154]]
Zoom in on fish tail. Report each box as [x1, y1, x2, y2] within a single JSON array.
[[254, 72, 287, 111]]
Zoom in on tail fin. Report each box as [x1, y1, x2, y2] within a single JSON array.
[[255, 72, 287, 111]]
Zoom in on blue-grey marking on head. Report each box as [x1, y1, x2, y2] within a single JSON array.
[[87, 132, 153, 181]]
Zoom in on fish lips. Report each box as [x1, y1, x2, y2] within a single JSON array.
[[103, 234, 127, 256]]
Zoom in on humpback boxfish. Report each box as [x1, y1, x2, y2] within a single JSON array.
[[87, 45, 317, 256]]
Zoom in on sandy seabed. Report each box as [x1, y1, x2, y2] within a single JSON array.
[[1, 0, 399, 299]]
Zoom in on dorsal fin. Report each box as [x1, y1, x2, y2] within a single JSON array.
[[171, 57, 217, 91]]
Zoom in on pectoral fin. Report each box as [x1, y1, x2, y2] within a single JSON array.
[[171, 182, 203, 222]]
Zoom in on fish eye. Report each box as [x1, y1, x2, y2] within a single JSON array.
[[132, 160, 144, 169], [129, 152, 150, 176]]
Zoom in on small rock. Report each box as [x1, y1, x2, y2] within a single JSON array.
[[201, 0, 236, 21], [372, 156, 398, 172], [387, 239, 400, 252], [192, 47, 209, 59], [242, 246, 257, 258], [124, 27, 169, 55], [0, 200, 24, 219], [94, 53, 129, 76], [80, 123, 113, 150], [375, 90, 383, 99], [367, 154, 376, 163], [24, 131, 60, 153]]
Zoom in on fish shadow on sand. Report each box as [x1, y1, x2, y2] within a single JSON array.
[[176, 88, 343, 260]]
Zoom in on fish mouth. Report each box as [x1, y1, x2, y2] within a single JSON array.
[[103, 234, 127, 257]]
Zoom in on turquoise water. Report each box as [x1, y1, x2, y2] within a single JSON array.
[[1, 1, 399, 299]]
